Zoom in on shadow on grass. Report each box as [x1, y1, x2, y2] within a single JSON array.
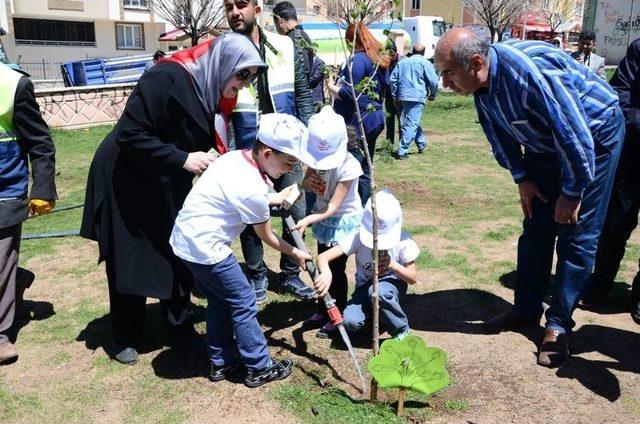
[[403, 289, 639, 402], [557, 324, 640, 402], [500, 270, 633, 315], [405, 288, 543, 363], [405, 288, 513, 332], [258, 299, 363, 392], [76, 303, 206, 358], [8, 299, 56, 344]]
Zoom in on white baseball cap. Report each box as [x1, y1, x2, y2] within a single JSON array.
[[359, 189, 403, 250], [300, 106, 348, 170], [257, 113, 308, 162]]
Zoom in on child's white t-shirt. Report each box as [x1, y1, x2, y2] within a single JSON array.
[[170, 150, 270, 265], [313, 152, 363, 217], [338, 231, 420, 288]]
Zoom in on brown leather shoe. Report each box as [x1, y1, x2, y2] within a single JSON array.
[[0, 341, 18, 365], [483, 309, 540, 334], [537, 329, 569, 368]]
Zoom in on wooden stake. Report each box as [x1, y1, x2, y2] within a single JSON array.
[[370, 379, 378, 401], [346, 22, 381, 389], [397, 387, 406, 416]]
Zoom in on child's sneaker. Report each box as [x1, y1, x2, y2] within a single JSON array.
[[393, 329, 410, 341], [244, 358, 294, 388], [315, 322, 337, 339], [250, 276, 269, 304], [209, 363, 242, 382], [302, 313, 326, 329]]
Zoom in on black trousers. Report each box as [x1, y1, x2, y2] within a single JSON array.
[[633, 259, 640, 303], [385, 91, 401, 144], [348, 125, 384, 207], [316, 242, 349, 315], [584, 141, 640, 300], [239, 163, 306, 282], [106, 258, 191, 348]]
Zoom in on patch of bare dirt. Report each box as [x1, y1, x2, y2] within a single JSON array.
[[3, 228, 640, 423]]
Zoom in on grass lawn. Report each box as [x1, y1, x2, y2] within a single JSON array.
[[3, 93, 639, 423]]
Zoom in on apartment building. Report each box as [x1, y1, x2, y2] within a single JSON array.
[[0, 0, 169, 65], [403, 0, 465, 25]]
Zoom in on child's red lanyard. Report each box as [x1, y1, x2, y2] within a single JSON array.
[[241, 149, 270, 185]]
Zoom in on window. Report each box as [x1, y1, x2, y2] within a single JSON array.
[[313, 5, 321, 15], [542, 0, 550, 9], [411, 0, 420, 9], [575, 1, 583, 15], [433, 21, 446, 37], [123, 0, 148, 8], [13, 18, 95, 46], [116, 23, 144, 49]]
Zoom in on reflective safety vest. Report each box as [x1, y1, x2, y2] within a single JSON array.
[[231, 30, 297, 149], [0, 63, 28, 200]]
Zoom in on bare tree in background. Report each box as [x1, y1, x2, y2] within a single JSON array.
[[150, 0, 226, 47], [541, 0, 577, 34], [320, 0, 394, 25], [465, 0, 528, 42]]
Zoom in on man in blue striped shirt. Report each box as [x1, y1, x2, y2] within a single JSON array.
[[435, 28, 625, 367]]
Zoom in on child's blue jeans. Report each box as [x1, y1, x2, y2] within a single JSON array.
[[342, 275, 409, 336], [183, 254, 271, 371]]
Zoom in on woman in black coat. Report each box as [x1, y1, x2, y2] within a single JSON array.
[[81, 33, 267, 364]]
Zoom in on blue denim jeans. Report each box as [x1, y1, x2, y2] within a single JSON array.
[[513, 109, 625, 333], [342, 275, 409, 336], [183, 254, 270, 371], [397, 100, 426, 156]]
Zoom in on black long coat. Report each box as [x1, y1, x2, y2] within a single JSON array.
[[80, 62, 215, 299]]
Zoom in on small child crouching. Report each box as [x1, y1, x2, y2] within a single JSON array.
[[314, 190, 419, 339], [294, 105, 364, 338], [169, 113, 311, 388]]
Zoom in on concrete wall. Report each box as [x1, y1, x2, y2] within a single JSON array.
[[588, 0, 640, 64], [35, 83, 134, 129]]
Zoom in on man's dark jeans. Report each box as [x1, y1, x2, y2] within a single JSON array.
[[513, 109, 625, 332]]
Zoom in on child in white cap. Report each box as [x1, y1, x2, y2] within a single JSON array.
[[314, 189, 419, 340], [170, 113, 312, 387], [293, 105, 364, 338]]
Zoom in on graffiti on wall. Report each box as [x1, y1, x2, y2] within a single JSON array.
[[595, 0, 639, 63]]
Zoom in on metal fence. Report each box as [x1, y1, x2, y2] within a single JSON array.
[[17, 59, 64, 80], [17, 53, 137, 81]]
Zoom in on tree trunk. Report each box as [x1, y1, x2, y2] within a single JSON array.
[[397, 387, 406, 416], [489, 27, 497, 44]]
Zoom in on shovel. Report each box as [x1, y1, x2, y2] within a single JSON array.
[[280, 186, 367, 395]]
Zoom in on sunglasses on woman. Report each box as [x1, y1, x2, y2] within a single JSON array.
[[235, 68, 259, 82]]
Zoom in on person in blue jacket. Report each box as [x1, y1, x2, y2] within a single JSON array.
[[328, 22, 390, 206], [0, 63, 57, 364], [390, 44, 439, 159]]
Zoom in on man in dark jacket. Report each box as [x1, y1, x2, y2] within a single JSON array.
[[581, 39, 640, 324], [272, 1, 314, 81], [226, 0, 316, 302], [0, 63, 57, 364]]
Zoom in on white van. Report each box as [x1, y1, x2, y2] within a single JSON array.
[[402, 16, 447, 60]]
